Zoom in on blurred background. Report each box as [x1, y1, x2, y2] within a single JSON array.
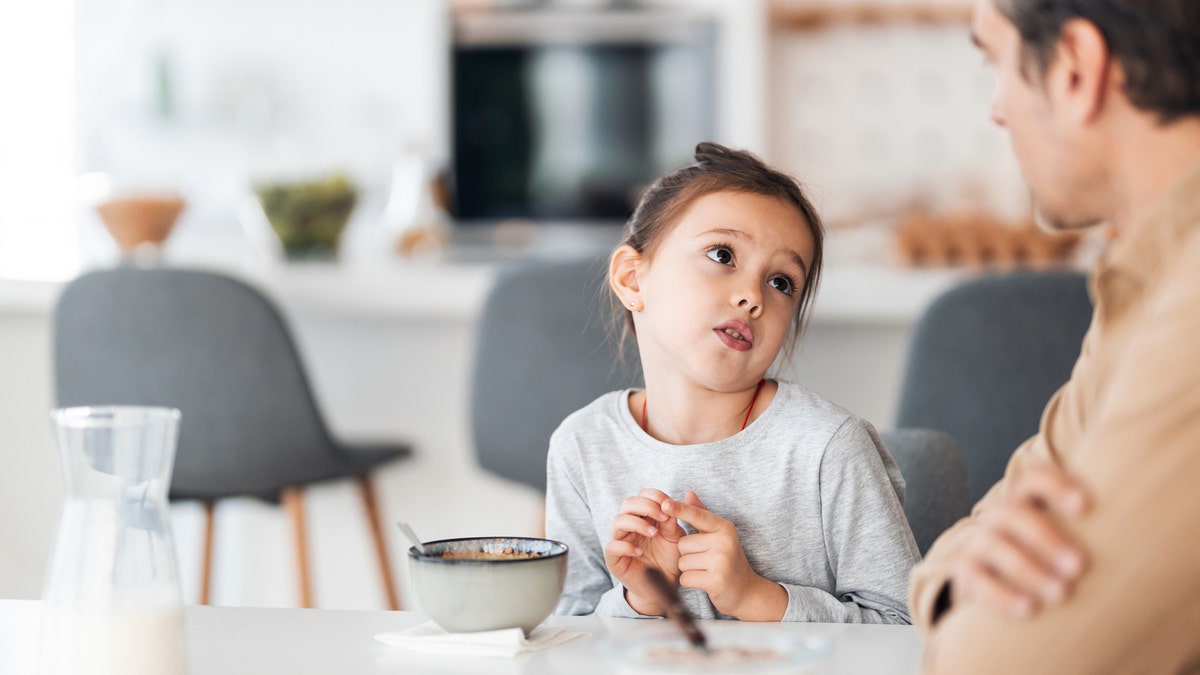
[[0, 0, 1097, 611]]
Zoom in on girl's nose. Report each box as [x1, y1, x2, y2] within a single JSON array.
[[737, 296, 761, 318]]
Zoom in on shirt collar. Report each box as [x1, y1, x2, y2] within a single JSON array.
[[1099, 156, 1200, 287]]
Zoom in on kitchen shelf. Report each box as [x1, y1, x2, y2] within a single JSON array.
[[769, 2, 972, 31]]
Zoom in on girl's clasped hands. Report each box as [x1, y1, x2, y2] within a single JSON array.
[[606, 489, 786, 621]]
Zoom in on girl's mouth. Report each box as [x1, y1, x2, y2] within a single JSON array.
[[714, 321, 753, 352]]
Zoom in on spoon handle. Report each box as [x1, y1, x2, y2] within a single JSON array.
[[643, 568, 708, 654], [396, 522, 428, 556]]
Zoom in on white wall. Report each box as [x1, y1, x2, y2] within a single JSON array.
[[0, 314, 62, 600], [768, 17, 1026, 225]]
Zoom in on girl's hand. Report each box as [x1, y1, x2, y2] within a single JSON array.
[[604, 488, 686, 616], [667, 491, 788, 621]]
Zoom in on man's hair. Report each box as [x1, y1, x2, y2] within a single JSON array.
[[997, 0, 1200, 123]]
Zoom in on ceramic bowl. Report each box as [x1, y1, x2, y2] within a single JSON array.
[[407, 536, 568, 634]]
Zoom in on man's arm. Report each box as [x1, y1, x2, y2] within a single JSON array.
[[910, 307, 1103, 633], [909, 404, 1086, 633], [921, 258, 1200, 673]]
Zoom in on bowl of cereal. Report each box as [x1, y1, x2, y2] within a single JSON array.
[[407, 536, 568, 634]]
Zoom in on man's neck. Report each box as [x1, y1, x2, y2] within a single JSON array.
[[1108, 114, 1200, 230]]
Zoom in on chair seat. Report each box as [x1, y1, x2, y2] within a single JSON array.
[[339, 441, 413, 472], [167, 441, 411, 504]]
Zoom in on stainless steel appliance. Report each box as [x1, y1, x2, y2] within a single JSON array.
[[451, 5, 717, 225]]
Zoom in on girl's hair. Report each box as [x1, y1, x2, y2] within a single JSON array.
[[610, 142, 825, 362]]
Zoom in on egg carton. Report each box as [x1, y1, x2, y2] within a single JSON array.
[[893, 211, 1081, 268]]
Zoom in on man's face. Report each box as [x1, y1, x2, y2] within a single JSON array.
[[972, 0, 1104, 230]]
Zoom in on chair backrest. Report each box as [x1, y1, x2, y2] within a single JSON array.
[[878, 428, 969, 556], [470, 255, 643, 493], [53, 267, 344, 501], [896, 270, 1093, 504]]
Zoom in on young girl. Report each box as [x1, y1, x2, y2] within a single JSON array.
[[545, 143, 919, 623]]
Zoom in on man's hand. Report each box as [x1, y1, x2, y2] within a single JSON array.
[[604, 488, 686, 616], [950, 461, 1090, 619], [665, 491, 787, 621]]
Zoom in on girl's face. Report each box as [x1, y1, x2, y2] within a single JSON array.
[[623, 190, 816, 393]]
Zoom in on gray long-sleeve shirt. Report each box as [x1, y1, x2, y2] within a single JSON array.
[[545, 381, 919, 624]]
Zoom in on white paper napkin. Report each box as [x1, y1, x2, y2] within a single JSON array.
[[375, 620, 588, 658]]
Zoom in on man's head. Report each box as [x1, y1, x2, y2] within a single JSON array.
[[997, 0, 1200, 124], [972, 0, 1200, 230]]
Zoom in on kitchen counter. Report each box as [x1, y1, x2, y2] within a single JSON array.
[[0, 255, 968, 326]]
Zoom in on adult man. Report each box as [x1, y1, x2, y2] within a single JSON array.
[[910, 0, 1200, 672]]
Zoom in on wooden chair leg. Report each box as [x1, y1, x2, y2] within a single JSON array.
[[281, 486, 313, 609], [355, 473, 400, 610], [200, 500, 216, 605], [535, 498, 546, 539]]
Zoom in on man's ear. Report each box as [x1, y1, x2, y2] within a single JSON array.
[[1049, 18, 1114, 124], [609, 244, 644, 311]]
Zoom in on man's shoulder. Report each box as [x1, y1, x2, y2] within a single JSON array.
[[1149, 224, 1200, 316]]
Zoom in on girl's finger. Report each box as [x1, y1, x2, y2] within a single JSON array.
[[637, 488, 673, 504], [677, 552, 711, 573], [678, 569, 714, 592], [611, 513, 658, 540], [604, 539, 644, 560], [621, 495, 670, 522], [662, 498, 728, 534], [676, 532, 718, 556]]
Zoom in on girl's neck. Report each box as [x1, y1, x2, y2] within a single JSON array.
[[631, 377, 776, 445]]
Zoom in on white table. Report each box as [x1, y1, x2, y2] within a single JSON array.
[[0, 599, 922, 674]]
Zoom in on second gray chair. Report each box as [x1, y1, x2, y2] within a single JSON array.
[[471, 254, 642, 495], [53, 266, 411, 609], [880, 428, 969, 556], [896, 270, 1093, 505]]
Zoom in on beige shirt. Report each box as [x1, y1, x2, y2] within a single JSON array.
[[910, 158, 1200, 675]]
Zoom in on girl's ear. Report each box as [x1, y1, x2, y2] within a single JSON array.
[[609, 244, 644, 311]]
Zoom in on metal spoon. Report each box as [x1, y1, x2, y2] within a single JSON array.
[[396, 521, 429, 556]]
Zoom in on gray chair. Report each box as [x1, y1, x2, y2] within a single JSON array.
[[470, 254, 642, 495], [896, 270, 1093, 505], [53, 266, 411, 609], [470, 257, 969, 553], [879, 429, 969, 556]]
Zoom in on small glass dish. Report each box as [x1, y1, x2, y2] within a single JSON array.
[[598, 629, 831, 675]]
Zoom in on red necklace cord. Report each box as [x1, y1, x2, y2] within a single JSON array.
[[640, 378, 767, 433]]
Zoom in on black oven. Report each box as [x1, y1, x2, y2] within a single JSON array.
[[451, 6, 716, 225]]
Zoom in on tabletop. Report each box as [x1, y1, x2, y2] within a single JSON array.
[[0, 599, 923, 675]]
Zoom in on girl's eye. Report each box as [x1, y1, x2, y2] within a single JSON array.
[[706, 246, 733, 265], [769, 276, 794, 296]]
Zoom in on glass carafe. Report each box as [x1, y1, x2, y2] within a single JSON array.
[[39, 406, 187, 675]]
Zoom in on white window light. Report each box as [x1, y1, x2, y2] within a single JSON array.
[[0, 0, 79, 282]]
